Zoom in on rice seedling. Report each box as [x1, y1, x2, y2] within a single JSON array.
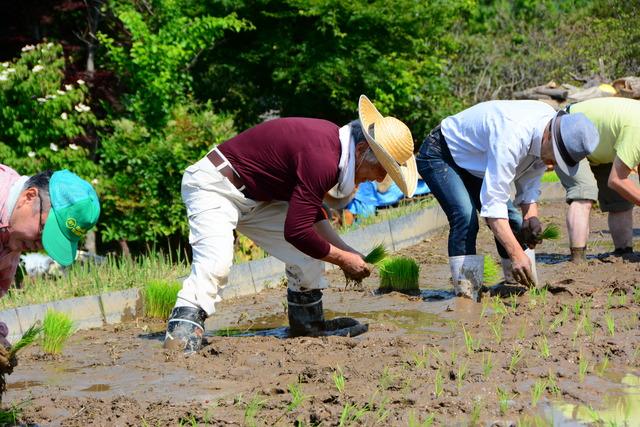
[[411, 347, 429, 369], [606, 291, 615, 310], [244, 395, 267, 427], [509, 294, 518, 312], [517, 323, 527, 340], [144, 279, 182, 319], [549, 304, 569, 331], [573, 299, 583, 319], [482, 353, 494, 378], [537, 336, 550, 359], [449, 346, 459, 366], [363, 243, 388, 265], [9, 324, 42, 357], [378, 257, 420, 293], [456, 361, 469, 392], [497, 387, 512, 415], [583, 314, 594, 338], [484, 256, 500, 284], [489, 316, 504, 345], [408, 411, 435, 427], [339, 402, 370, 426], [530, 379, 547, 407], [540, 223, 561, 240], [41, 309, 74, 355], [480, 297, 490, 317], [378, 366, 395, 390], [634, 286, 640, 304], [618, 293, 627, 306], [462, 325, 477, 354], [597, 355, 609, 376], [546, 372, 561, 398], [286, 383, 307, 412], [434, 368, 444, 398], [492, 296, 508, 316], [604, 312, 615, 336], [332, 366, 346, 394], [469, 400, 482, 426], [508, 348, 524, 373]]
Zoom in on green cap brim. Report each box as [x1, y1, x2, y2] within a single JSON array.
[[42, 213, 77, 267]]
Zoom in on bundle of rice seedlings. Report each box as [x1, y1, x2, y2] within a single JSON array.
[[541, 223, 561, 240], [378, 257, 420, 293], [42, 309, 74, 355], [10, 324, 42, 358], [363, 243, 388, 265], [484, 256, 501, 285], [144, 280, 182, 319]]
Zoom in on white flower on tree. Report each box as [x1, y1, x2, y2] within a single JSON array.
[[77, 79, 85, 85], [32, 65, 44, 73], [21, 45, 35, 52], [74, 103, 91, 113], [64, 84, 73, 91], [28, 151, 36, 158], [49, 143, 58, 152], [60, 112, 68, 120], [68, 143, 79, 150]]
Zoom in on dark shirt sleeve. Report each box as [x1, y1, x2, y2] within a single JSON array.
[[283, 153, 336, 259]]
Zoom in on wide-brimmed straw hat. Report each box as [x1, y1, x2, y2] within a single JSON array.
[[358, 95, 417, 197]]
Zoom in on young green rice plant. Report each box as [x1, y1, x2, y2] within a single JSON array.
[[484, 256, 501, 284], [462, 325, 477, 354], [9, 324, 42, 358], [411, 346, 429, 369], [634, 286, 640, 304], [597, 355, 609, 376], [332, 366, 346, 394], [244, 395, 267, 427], [604, 312, 615, 336], [434, 368, 444, 398], [286, 383, 306, 412], [378, 257, 420, 293], [582, 314, 594, 338], [578, 354, 589, 382], [492, 296, 508, 316], [549, 304, 569, 331], [509, 294, 518, 312], [517, 322, 527, 340], [540, 223, 561, 241], [456, 361, 469, 392], [530, 379, 547, 407], [508, 348, 524, 373], [573, 299, 583, 319], [144, 279, 182, 320], [497, 387, 512, 415], [378, 366, 395, 390], [41, 309, 74, 355], [469, 400, 482, 426], [408, 411, 435, 427], [480, 297, 490, 318], [339, 402, 370, 427], [363, 243, 388, 265], [618, 293, 627, 306], [546, 372, 561, 398], [482, 353, 494, 378], [489, 316, 504, 345], [537, 335, 550, 359]]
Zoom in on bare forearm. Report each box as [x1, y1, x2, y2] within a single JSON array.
[[520, 202, 538, 220], [609, 178, 640, 206], [487, 217, 525, 259]]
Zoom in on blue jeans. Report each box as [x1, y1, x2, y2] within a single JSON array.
[[416, 126, 524, 258]]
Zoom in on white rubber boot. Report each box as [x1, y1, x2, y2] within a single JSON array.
[[449, 255, 484, 302], [525, 248, 539, 288]]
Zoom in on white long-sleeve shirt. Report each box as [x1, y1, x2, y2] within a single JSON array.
[[441, 100, 555, 219]]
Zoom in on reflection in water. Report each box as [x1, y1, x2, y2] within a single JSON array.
[[552, 373, 640, 426]]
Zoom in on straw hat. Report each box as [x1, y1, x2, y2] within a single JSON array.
[[358, 95, 417, 197]]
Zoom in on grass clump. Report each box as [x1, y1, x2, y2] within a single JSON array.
[[483, 256, 500, 284], [541, 223, 561, 240], [363, 243, 388, 265], [144, 280, 182, 319], [378, 257, 420, 293], [42, 309, 74, 355]]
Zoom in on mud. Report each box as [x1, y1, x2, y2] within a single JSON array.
[[4, 201, 640, 426]]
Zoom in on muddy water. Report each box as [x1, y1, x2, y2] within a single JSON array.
[[5, 202, 640, 426]]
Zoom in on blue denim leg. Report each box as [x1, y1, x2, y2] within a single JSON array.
[[417, 129, 479, 256]]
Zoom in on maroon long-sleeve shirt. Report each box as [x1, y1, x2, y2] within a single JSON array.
[[218, 118, 341, 259]]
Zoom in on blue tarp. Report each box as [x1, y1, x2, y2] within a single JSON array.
[[346, 179, 431, 217]]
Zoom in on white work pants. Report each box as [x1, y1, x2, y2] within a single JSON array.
[[175, 155, 328, 315]]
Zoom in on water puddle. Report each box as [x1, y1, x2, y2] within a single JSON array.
[[544, 373, 640, 425], [6, 380, 43, 390], [81, 384, 111, 392]]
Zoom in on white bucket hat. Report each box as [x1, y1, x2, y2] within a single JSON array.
[[358, 95, 418, 197]]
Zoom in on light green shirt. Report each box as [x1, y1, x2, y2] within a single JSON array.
[[570, 97, 640, 168]]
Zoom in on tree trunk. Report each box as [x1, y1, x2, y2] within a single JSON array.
[[119, 239, 131, 259]]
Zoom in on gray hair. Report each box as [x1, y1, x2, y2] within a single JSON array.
[[349, 120, 378, 164]]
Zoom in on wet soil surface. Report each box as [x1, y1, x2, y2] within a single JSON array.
[[5, 201, 640, 426]]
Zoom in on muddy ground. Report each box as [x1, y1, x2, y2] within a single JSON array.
[[4, 200, 640, 426]]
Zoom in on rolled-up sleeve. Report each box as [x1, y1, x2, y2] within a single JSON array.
[[480, 129, 527, 219]]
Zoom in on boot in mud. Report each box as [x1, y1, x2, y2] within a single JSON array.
[[613, 247, 633, 256], [287, 289, 368, 338], [570, 246, 587, 263], [449, 255, 484, 302], [163, 306, 207, 354]]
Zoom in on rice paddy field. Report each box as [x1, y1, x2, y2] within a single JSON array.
[[3, 200, 640, 426]]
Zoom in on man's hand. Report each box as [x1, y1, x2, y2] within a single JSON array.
[[340, 251, 371, 281], [520, 216, 543, 248], [511, 250, 535, 287]]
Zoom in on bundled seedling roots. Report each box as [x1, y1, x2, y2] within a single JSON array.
[[378, 256, 420, 294], [0, 324, 42, 401], [345, 244, 389, 289]]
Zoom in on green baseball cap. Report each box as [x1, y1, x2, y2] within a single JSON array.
[[42, 170, 100, 267]]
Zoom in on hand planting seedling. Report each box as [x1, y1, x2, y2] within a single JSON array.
[[144, 280, 182, 319], [42, 309, 74, 355], [378, 256, 420, 294]]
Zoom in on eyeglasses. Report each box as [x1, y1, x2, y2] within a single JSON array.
[[37, 193, 45, 238]]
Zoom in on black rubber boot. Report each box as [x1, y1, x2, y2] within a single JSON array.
[[163, 306, 207, 354], [287, 289, 368, 338], [613, 247, 633, 256]]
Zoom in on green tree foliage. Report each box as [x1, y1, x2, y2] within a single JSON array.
[[0, 43, 98, 179], [194, 0, 470, 138]]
